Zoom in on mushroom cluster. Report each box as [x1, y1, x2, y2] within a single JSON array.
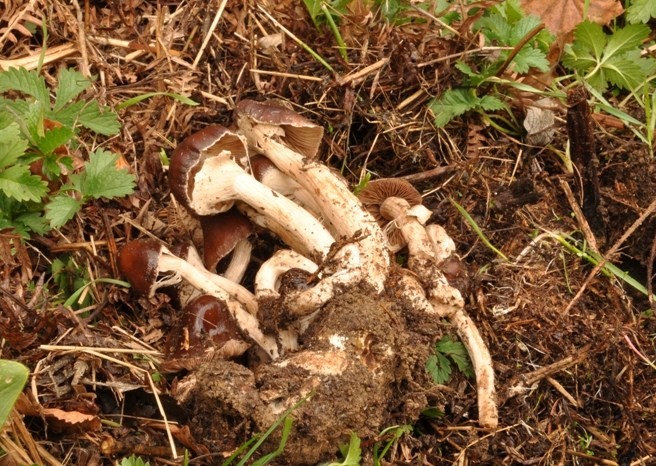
[[118, 99, 498, 460]]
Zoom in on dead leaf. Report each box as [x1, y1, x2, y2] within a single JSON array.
[[42, 408, 101, 434], [524, 98, 557, 146], [520, 0, 624, 38]]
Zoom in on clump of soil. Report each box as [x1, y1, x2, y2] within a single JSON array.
[[174, 286, 444, 465]]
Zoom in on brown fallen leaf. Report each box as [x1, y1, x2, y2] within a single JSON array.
[[41, 408, 102, 434], [520, 0, 624, 38]]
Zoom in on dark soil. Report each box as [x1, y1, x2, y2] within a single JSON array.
[[1, 1, 655, 465]]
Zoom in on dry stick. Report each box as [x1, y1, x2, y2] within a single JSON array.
[[563, 197, 656, 314], [146, 373, 178, 459], [192, 0, 228, 68], [337, 58, 389, 86], [70, 0, 90, 76], [559, 178, 599, 253], [402, 165, 456, 183]]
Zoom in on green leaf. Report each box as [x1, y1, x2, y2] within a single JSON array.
[[0, 123, 28, 168], [436, 336, 474, 379], [73, 149, 135, 199], [45, 194, 82, 229], [426, 351, 452, 384], [322, 432, 361, 466], [0, 67, 49, 103], [118, 455, 150, 466], [479, 95, 508, 112], [76, 103, 120, 135], [0, 165, 48, 202], [626, 0, 656, 23], [54, 68, 91, 112], [571, 21, 606, 61], [0, 359, 29, 430], [604, 23, 650, 59], [511, 47, 550, 73], [429, 88, 480, 127], [35, 126, 74, 156]]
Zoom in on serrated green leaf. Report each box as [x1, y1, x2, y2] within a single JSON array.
[[54, 68, 91, 112], [76, 102, 120, 135], [509, 14, 542, 44], [0, 165, 48, 202], [15, 211, 48, 235], [604, 23, 650, 59], [426, 351, 452, 384], [626, 0, 656, 23], [0, 359, 29, 429], [603, 55, 647, 90], [45, 194, 82, 228], [429, 88, 480, 127], [573, 21, 606, 61], [435, 336, 474, 379], [74, 149, 135, 199], [0, 67, 49, 103], [0, 124, 28, 168], [479, 95, 508, 111], [35, 126, 74, 156], [511, 47, 550, 73]]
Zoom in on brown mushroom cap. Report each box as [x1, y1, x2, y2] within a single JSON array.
[[117, 238, 163, 296], [234, 99, 323, 158], [169, 125, 248, 214], [162, 295, 249, 372], [200, 210, 254, 272], [357, 179, 424, 248]]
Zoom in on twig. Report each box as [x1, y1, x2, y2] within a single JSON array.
[[563, 197, 656, 314], [402, 165, 456, 183], [192, 0, 228, 69], [146, 373, 178, 459], [70, 0, 90, 76], [559, 178, 599, 253], [338, 58, 389, 86]]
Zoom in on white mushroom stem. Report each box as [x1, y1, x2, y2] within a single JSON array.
[[381, 197, 498, 429], [426, 224, 457, 265], [222, 239, 253, 283], [195, 156, 335, 262], [283, 244, 363, 316], [255, 249, 320, 353], [250, 160, 325, 221], [157, 246, 279, 359], [235, 119, 389, 294], [255, 249, 319, 300]]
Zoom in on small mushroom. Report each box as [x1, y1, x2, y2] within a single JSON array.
[[118, 238, 277, 358], [162, 294, 250, 372], [169, 124, 335, 262], [371, 197, 498, 429], [358, 178, 432, 252], [234, 100, 389, 296], [200, 211, 254, 283]]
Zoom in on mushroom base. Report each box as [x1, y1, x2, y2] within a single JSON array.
[[174, 284, 447, 465]]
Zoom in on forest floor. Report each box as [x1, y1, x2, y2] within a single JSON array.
[[0, 0, 655, 465]]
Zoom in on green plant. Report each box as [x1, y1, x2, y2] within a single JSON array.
[[562, 20, 656, 93], [0, 360, 29, 430], [303, 0, 350, 61], [321, 432, 361, 466], [373, 425, 412, 465], [429, 0, 552, 128], [451, 198, 509, 261], [625, 0, 656, 24], [117, 455, 150, 466], [0, 66, 135, 237], [426, 335, 474, 385]]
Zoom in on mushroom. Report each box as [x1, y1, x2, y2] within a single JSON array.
[[200, 211, 254, 283], [358, 178, 432, 252], [234, 100, 389, 297], [118, 238, 278, 359], [372, 196, 498, 429], [248, 155, 323, 219], [169, 124, 335, 262], [162, 294, 250, 372]]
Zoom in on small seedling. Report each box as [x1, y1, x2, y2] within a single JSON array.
[[426, 335, 474, 385], [118, 455, 150, 466], [451, 198, 509, 261], [322, 431, 361, 466], [373, 425, 412, 466]]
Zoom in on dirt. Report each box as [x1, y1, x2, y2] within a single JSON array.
[[174, 287, 442, 465], [1, 1, 655, 465]]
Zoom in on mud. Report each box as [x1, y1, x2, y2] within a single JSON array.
[[174, 284, 446, 465]]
